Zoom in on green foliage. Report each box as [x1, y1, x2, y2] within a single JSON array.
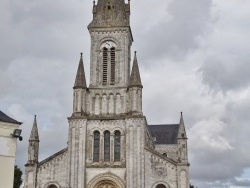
[[190, 184, 198, 188], [13, 165, 23, 188]]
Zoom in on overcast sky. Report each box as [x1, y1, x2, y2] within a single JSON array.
[[1, 0, 250, 187]]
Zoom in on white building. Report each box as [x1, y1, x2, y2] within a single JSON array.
[[0, 111, 22, 188], [24, 1, 190, 188]]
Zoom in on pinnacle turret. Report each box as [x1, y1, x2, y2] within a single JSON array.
[[74, 53, 87, 89], [129, 51, 142, 87], [180, 112, 184, 125], [29, 115, 39, 141], [178, 112, 187, 139]]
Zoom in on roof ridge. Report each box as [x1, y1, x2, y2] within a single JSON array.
[[38, 148, 68, 166]]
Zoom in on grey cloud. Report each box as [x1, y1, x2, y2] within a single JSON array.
[[198, 1, 250, 92], [132, 0, 212, 66], [1, 1, 250, 188], [231, 178, 250, 187], [200, 57, 250, 92]]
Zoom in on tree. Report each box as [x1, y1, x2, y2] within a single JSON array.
[[13, 165, 23, 188], [190, 184, 198, 188]]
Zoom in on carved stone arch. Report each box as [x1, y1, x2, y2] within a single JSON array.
[[91, 129, 101, 136], [90, 126, 105, 136], [44, 181, 61, 188], [152, 181, 171, 188], [88, 172, 125, 188], [111, 127, 124, 135], [98, 37, 120, 49]]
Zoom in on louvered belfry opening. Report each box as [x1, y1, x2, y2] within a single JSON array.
[[110, 47, 115, 85], [102, 47, 108, 85], [102, 46, 116, 85]]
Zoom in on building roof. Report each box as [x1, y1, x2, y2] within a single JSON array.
[[148, 124, 179, 144], [0, 111, 22, 125], [38, 148, 67, 167]]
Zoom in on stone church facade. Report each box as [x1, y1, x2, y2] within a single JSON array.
[[24, 0, 190, 188]]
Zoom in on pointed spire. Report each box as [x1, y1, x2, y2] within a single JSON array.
[[74, 53, 87, 89], [29, 115, 39, 141], [178, 112, 187, 139], [129, 51, 142, 87], [180, 111, 184, 125]]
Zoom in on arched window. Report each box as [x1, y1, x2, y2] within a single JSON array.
[[156, 184, 167, 188], [114, 130, 121, 161], [110, 47, 115, 85], [93, 131, 100, 162], [102, 47, 108, 85], [104, 131, 110, 161]]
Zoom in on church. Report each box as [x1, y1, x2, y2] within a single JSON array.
[[24, 0, 190, 188]]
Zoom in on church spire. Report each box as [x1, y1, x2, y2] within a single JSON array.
[[26, 115, 39, 166], [29, 115, 39, 141], [129, 51, 142, 87], [88, 0, 130, 28], [74, 53, 87, 89]]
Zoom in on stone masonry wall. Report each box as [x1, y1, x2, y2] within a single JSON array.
[[154, 144, 178, 161], [36, 150, 68, 188], [145, 150, 177, 188]]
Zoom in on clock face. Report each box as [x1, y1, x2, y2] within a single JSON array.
[[104, 40, 115, 49]]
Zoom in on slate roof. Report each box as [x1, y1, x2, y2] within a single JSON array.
[[148, 124, 179, 144], [0, 111, 22, 125]]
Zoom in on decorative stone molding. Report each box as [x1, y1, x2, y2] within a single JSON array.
[[87, 172, 125, 188], [98, 37, 121, 48], [86, 161, 126, 168], [151, 158, 168, 179]]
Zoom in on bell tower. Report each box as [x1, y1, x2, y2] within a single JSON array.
[[88, 0, 133, 87], [84, 0, 137, 117]]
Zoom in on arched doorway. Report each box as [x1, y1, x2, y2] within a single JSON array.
[[47, 184, 58, 188], [95, 180, 117, 188], [88, 172, 125, 188], [156, 184, 167, 188]]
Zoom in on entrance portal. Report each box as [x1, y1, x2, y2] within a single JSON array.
[[95, 180, 117, 188]]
